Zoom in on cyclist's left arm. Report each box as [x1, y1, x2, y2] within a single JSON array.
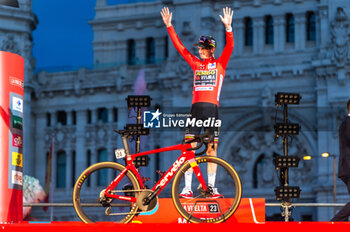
[[218, 7, 234, 69]]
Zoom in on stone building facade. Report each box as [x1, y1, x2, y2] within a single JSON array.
[[25, 0, 350, 221]]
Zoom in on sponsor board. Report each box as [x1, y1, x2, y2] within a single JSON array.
[[9, 76, 24, 88], [11, 170, 23, 186], [12, 152, 23, 167], [12, 96, 23, 113], [12, 115, 23, 130], [12, 134, 23, 148]]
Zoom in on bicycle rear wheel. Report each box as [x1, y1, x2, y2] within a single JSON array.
[[172, 156, 242, 223], [73, 162, 140, 223]]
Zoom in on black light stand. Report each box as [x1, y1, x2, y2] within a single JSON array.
[[126, 95, 151, 167], [274, 92, 301, 221]]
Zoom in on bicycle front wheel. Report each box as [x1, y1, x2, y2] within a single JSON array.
[[73, 162, 140, 223], [172, 156, 242, 223]]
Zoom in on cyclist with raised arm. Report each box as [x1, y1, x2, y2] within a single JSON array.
[[161, 6, 234, 198]]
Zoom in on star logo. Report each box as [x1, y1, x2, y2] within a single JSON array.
[[150, 109, 162, 121]]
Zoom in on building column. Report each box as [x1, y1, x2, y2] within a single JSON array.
[[233, 20, 244, 56], [253, 17, 260, 54], [67, 110, 73, 126], [75, 109, 87, 179], [66, 149, 72, 191], [51, 110, 57, 127], [253, 17, 264, 54], [274, 15, 285, 53], [92, 108, 98, 124], [90, 146, 97, 187], [155, 37, 166, 63], [108, 107, 114, 123], [135, 38, 146, 65], [34, 112, 47, 185], [295, 13, 306, 51], [318, 5, 329, 49], [117, 41, 127, 65]]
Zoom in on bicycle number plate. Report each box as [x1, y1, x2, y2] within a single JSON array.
[[115, 149, 126, 159]]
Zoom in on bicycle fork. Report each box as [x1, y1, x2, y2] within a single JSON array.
[[188, 158, 209, 192]]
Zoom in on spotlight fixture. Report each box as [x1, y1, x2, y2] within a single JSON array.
[[125, 124, 149, 135], [274, 186, 301, 200], [126, 95, 151, 107], [273, 155, 300, 168], [0, 0, 19, 7], [275, 92, 301, 105], [274, 123, 300, 136], [134, 156, 150, 167]]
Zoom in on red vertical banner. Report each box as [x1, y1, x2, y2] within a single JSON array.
[[0, 51, 24, 223]]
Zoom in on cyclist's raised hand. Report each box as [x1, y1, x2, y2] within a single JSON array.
[[161, 7, 172, 27], [219, 6, 234, 29]]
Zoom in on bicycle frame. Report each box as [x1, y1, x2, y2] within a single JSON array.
[[104, 142, 208, 203]]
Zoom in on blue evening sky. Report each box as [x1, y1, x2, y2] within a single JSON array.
[[32, 0, 154, 72]]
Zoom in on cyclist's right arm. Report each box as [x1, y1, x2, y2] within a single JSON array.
[[167, 26, 198, 66]]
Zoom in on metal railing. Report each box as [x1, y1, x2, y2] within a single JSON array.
[[23, 202, 347, 207]]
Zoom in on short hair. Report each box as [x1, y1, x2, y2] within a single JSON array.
[[347, 99, 350, 111]]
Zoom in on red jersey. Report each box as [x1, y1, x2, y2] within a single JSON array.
[[167, 26, 234, 106]]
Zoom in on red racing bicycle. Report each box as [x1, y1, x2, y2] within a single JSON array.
[[73, 130, 242, 223]]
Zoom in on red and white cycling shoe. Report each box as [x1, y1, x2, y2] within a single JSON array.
[[210, 187, 223, 199], [179, 187, 193, 199]]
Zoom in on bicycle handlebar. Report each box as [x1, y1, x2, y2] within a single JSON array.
[[185, 133, 213, 156]]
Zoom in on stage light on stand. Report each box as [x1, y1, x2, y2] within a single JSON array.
[[134, 156, 150, 167], [275, 92, 301, 105], [274, 186, 301, 200], [274, 123, 300, 136], [273, 155, 300, 168], [126, 95, 151, 107], [125, 124, 149, 135]]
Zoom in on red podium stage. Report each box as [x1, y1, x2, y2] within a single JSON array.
[[132, 198, 265, 223]]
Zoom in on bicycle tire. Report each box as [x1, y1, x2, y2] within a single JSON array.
[[172, 156, 242, 223], [73, 162, 140, 223]]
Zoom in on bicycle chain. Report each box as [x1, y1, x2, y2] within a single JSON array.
[[101, 189, 157, 216]]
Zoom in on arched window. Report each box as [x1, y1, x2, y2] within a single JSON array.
[[306, 11, 316, 41], [46, 113, 51, 127], [127, 39, 136, 65], [244, 17, 253, 46], [146, 37, 155, 64], [97, 149, 108, 186], [87, 109, 92, 124], [56, 150, 66, 188], [57, 111, 67, 126], [286, 13, 295, 43], [98, 107, 108, 123], [265, 15, 274, 45]]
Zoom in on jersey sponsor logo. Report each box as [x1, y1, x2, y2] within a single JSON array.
[[208, 63, 216, 70], [194, 70, 217, 86], [195, 87, 214, 91], [199, 64, 206, 70]]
